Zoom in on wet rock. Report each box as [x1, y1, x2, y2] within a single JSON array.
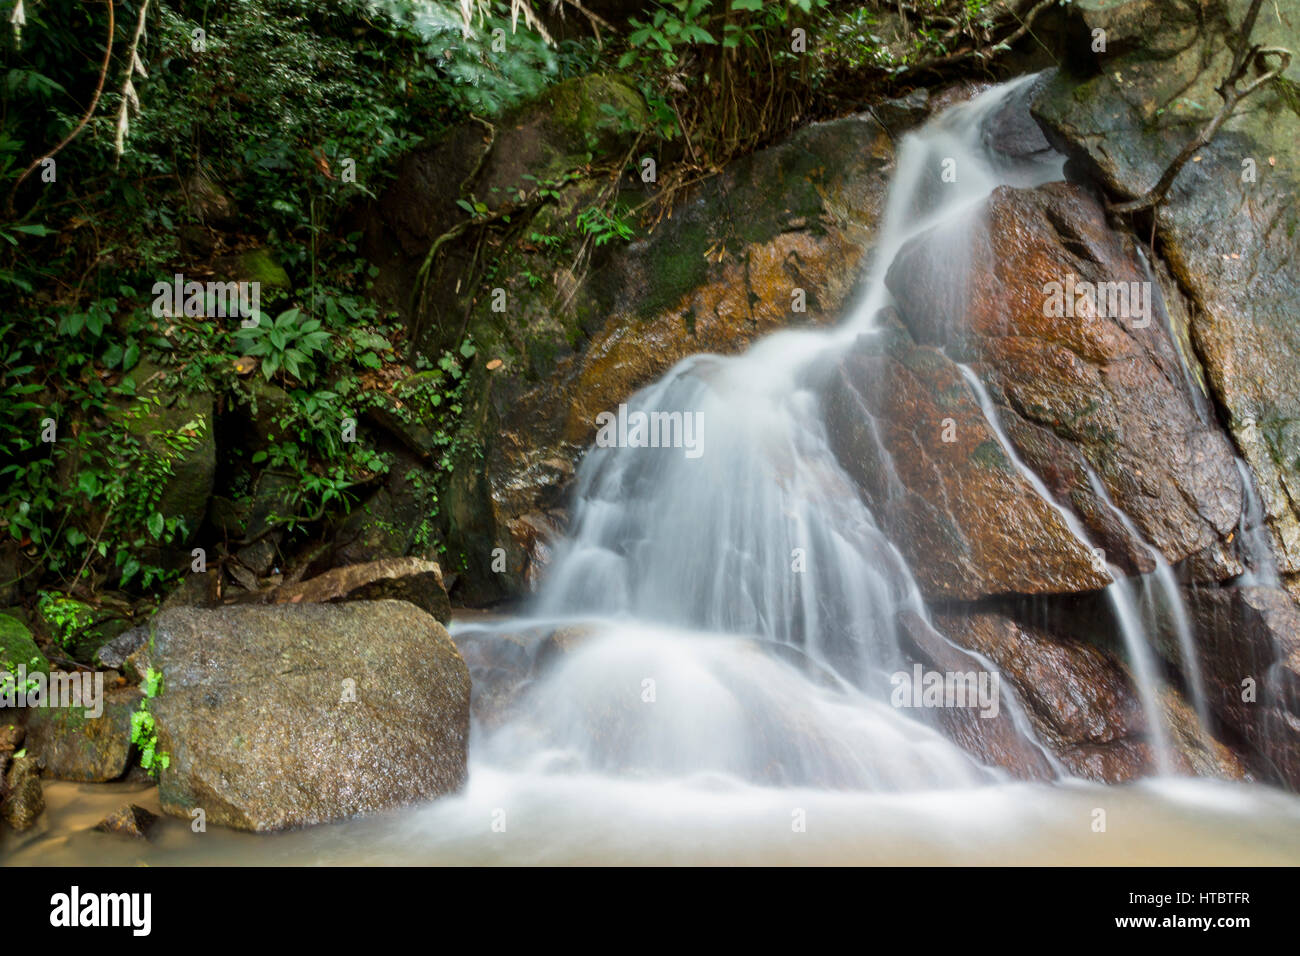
[[929, 606, 1245, 783], [533, 624, 602, 675], [24, 686, 141, 782], [1184, 585, 1300, 789], [896, 611, 1056, 780], [871, 88, 931, 135], [1033, 0, 1300, 573], [927, 608, 1155, 782], [452, 625, 539, 730], [1, 753, 44, 831], [1159, 686, 1249, 782], [129, 601, 470, 832], [822, 323, 1110, 600], [984, 73, 1054, 160], [885, 181, 1242, 578], [94, 804, 159, 840]]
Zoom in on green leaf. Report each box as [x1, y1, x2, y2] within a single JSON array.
[[147, 512, 164, 540], [120, 556, 141, 586], [732, 0, 763, 8]]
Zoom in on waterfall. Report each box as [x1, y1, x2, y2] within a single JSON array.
[[458, 75, 1203, 790]]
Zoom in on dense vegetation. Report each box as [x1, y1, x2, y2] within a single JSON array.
[[0, 0, 1048, 647]]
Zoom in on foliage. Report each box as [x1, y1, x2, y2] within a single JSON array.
[[130, 666, 170, 776], [234, 309, 332, 385], [0, 1, 534, 605], [576, 204, 635, 246], [0, 0, 1053, 615]]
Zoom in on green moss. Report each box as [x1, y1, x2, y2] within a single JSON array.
[[0, 612, 47, 675], [547, 73, 647, 148], [236, 248, 291, 289], [970, 439, 1013, 473]]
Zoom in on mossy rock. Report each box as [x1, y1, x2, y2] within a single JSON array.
[[23, 686, 141, 782], [0, 612, 47, 675], [544, 72, 647, 159], [229, 247, 291, 290]]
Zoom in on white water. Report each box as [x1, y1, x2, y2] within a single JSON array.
[[1235, 458, 1282, 587], [461, 73, 1218, 800], [490, 77, 1073, 789]]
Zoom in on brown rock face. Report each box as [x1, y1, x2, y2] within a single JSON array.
[[130, 601, 470, 832], [896, 611, 1056, 780], [1033, 1, 1300, 573], [883, 181, 1242, 580], [927, 609, 1154, 782], [924, 607, 1244, 783], [823, 323, 1110, 600]]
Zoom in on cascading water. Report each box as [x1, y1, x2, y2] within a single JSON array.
[[463, 76, 1084, 789]]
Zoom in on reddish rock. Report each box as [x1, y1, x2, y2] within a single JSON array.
[[885, 182, 1242, 580], [823, 322, 1110, 600], [927, 609, 1155, 782]]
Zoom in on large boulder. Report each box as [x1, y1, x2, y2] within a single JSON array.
[[1033, 0, 1300, 574], [128, 601, 470, 831]]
